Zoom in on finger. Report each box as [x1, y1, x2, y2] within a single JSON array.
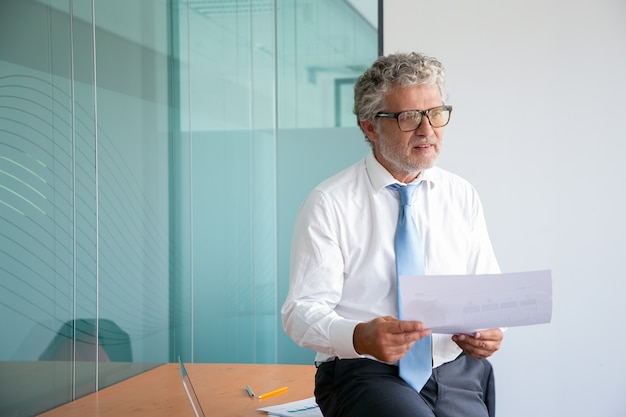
[[452, 335, 500, 359], [473, 328, 503, 342], [403, 328, 431, 342], [389, 320, 428, 334]]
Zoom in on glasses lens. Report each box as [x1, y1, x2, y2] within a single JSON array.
[[397, 111, 422, 131], [427, 107, 450, 128]]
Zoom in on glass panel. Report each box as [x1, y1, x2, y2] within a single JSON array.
[[0, 0, 377, 414], [0, 0, 78, 413], [0, 0, 171, 414], [173, 0, 378, 365], [274, 0, 378, 363], [276, 0, 377, 128], [68, 0, 99, 400], [170, 0, 193, 362], [93, 0, 170, 368], [176, 0, 279, 364]]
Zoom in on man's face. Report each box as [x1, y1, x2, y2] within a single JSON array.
[[361, 84, 445, 183]]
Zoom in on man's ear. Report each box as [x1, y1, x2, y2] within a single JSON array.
[[359, 119, 378, 142]]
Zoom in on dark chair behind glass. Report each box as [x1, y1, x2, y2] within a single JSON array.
[[39, 318, 132, 362]]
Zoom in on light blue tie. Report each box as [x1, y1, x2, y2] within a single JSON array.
[[389, 183, 432, 392]]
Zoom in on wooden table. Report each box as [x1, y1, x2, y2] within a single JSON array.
[[39, 363, 317, 416]]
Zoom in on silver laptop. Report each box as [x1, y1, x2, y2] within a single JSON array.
[[178, 356, 207, 417]]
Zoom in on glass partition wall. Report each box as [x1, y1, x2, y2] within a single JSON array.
[[0, 0, 377, 414]]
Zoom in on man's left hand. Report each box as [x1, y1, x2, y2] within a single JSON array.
[[452, 328, 503, 360]]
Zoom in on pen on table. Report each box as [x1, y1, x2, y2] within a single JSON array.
[[258, 386, 288, 400], [245, 385, 255, 398]]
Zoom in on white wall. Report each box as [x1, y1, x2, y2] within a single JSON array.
[[384, 1, 626, 416]]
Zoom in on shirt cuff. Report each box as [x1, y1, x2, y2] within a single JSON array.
[[328, 318, 362, 359]]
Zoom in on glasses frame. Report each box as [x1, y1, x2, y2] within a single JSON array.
[[375, 105, 453, 131]]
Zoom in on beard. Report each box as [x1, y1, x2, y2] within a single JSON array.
[[375, 134, 441, 177]]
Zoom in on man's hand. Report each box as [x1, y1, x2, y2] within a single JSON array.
[[353, 316, 432, 362], [452, 328, 503, 360]]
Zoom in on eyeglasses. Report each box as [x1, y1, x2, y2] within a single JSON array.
[[375, 105, 453, 131]]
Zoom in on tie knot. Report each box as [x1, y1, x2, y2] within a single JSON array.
[[388, 183, 417, 206]]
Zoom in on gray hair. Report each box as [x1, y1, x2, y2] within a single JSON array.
[[354, 52, 447, 134]]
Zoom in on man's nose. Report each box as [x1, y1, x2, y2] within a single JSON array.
[[414, 116, 435, 136]]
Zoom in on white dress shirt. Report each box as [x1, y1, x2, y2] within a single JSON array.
[[281, 151, 500, 368]]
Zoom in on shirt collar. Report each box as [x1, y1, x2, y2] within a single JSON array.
[[365, 151, 436, 193]]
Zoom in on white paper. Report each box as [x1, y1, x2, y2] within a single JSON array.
[[258, 396, 322, 417], [398, 270, 552, 334]]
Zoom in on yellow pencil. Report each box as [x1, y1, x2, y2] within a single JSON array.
[[258, 386, 288, 400]]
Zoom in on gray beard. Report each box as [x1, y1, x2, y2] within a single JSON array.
[[377, 143, 440, 176]]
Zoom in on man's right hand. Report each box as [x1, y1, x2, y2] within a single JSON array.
[[353, 316, 432, 362]]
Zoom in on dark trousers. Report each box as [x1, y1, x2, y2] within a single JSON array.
[[315, 355, 495, 417]]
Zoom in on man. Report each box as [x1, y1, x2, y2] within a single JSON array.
[[282, 52, 503, 417]]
